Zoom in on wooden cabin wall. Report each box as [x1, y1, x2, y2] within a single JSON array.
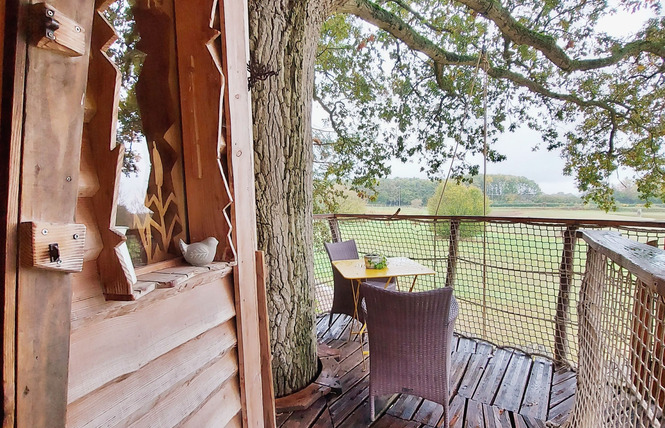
[[64, 0, 247, 426], [67, 260, 241, 427], [69, 169, 242, 428]]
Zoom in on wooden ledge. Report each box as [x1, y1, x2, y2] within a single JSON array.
[[127, 262, 234, 299]]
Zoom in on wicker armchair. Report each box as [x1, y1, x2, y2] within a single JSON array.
[[323, 240, 395, 326], [361, 283, 459, 424]]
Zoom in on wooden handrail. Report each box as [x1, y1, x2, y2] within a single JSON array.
[[579, 229, 665, 297], [314, 213, 665, 229]]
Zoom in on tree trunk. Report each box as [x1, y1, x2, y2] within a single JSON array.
[[248, 1, 330, 397]]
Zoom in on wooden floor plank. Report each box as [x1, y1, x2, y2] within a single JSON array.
[[513, 413, 529, 428], [519, 357, 553, 420], [412, 399, 443, 426], [276, 412, 293, 428], [476, 341, 494, 355], [372, 414, 421, 428], [551, 366, 576, 386], [547, 394, 575, 426], [327, 338, 362, 365], [277, 396, 327, 428], [457, 353, 491, 398], [457, 337, 477, 353], [310, 406, 334, 428], [548, 374, 576, 408], [473, 349, 514, 404], [465, 399, 486, 428], [447, 394, 466, 428], [328, 376, 369, 424], [328, 354, 368, 406], [483, 403, 512, 428], [282, 331, 571, 428], [450, 335, 459, 351], [322, 315, 353, 343], [522, 414, 547, 428], [493, 353, 532, 411], [316, 314, 333, 338], [450, 352, 472, 394], [386, 394, 423, 420], [338, 394, 398, 427]]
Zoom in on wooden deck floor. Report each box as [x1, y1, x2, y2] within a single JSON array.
[[277, 314, 576, 428]]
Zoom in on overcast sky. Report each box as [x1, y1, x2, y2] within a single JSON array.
[[388, 5, 657, 195], [390, 128, 580, 194]]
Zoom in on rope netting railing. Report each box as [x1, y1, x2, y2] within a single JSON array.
[[565, 230, 665, 428], [313, 214, 665, 373]]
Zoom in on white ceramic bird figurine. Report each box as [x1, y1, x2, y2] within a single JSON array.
[[179, 237, 219, 266]]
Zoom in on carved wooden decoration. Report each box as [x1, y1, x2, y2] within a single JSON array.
[[174, 0, 233, 261], [85, 6, 137, 299], [133, 0, 188, 265]]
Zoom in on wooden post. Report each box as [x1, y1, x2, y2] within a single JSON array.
[[653, 298, 665, 409], [1, 1, 28, 425], [445, 219, 460, 289], [554, 225, 577, 364], [572, 248, 606, 427], [221, 1, 266, 427], [328, 217, 341, 243], [15, 0, 95, 426], [256, 251, 276, 428]]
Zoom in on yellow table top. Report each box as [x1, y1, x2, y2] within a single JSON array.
[[332, 257, 436, 280]]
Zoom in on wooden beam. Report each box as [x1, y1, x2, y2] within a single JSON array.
[[15, 0, 95, 426], [554, 225, 577, 364], [220, 1, 265, 427], [256, 251, 276, 428], [445, 219, 460, 289], [1, 0, 27, 426]]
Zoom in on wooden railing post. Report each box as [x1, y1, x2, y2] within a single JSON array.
[[445, 220, 460, 289], [328, 217, 341, 243], [554, 225, 578, 365]]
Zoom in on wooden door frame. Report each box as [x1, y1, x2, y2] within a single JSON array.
[[2, 0, 27, 425], [2, 0, 94, 426]]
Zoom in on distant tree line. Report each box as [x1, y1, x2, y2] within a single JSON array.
[[369, 175, 585, 208], [370, 177, 438, 206], [317, 175, 662, 215]]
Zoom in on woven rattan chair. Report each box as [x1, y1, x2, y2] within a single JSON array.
[[324, 240, 395, 326], [361, 283, 459, 424]]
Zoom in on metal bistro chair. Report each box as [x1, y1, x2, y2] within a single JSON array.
[[361, 283, 459, 424], [323, 239, 395, 327]]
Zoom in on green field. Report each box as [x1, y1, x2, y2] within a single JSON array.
[[366, 204, 665, 221]]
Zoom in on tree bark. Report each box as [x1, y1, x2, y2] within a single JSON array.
[[248, 1, 332, 397]]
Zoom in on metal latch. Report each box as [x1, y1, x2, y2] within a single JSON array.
[[21, 222, 86, 272], [29, 3, 86, 57]]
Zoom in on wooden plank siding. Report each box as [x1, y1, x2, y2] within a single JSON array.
[[279, 314, 578, 428], [70, 100, 246, 427]]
